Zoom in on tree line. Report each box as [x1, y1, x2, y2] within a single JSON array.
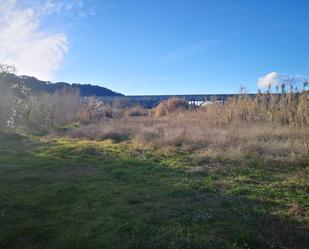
[[0, 65, 101, 133]]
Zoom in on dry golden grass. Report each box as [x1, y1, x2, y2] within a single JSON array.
[[125, 106, 149, 117], [68, 88, 309, 161], [195, 85, 309, 127], [68, 115, 309, 161]]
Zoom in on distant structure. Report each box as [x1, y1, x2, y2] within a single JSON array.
[[99, 94, 251, 108]]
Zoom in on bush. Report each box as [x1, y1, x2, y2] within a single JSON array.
[[154, 102, 168, 117], [166, 97, 189, 113], [125, 107, 149, 117], [68, 122, 130, 142], [154, 98, 189, 117]]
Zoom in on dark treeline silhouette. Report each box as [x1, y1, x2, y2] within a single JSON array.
[[1, 73, 122, 97]]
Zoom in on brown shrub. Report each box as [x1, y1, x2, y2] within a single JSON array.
[[125, 107, 149, 117], [154, 98, 188, 117], [68, 121, 130, 142], [154, 102, 168, 117], [166, 97, 189, 113]]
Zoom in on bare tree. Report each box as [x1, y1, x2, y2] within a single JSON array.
[[37, 87, 80, 128]]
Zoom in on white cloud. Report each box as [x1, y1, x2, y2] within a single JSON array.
[[257, 72, 309, 88], [40, 0, 95, 18], [0, 0, 68, 80], [257, 72, 280, 88]]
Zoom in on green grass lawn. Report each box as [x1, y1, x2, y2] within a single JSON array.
[[0, 133, 308, 249]]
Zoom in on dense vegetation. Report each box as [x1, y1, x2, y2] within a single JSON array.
[[0, 67, 120, 132], [0, 66, 308, 248]]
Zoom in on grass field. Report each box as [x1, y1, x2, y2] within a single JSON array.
[[0, 133, 308, 249]]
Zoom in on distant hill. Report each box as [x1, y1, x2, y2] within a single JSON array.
[[0, 73, 123, 97]]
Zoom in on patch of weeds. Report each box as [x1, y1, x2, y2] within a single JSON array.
[[55, 122, 80, 133]]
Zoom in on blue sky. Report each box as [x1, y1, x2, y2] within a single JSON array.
[[2, 0, 309, 94]]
